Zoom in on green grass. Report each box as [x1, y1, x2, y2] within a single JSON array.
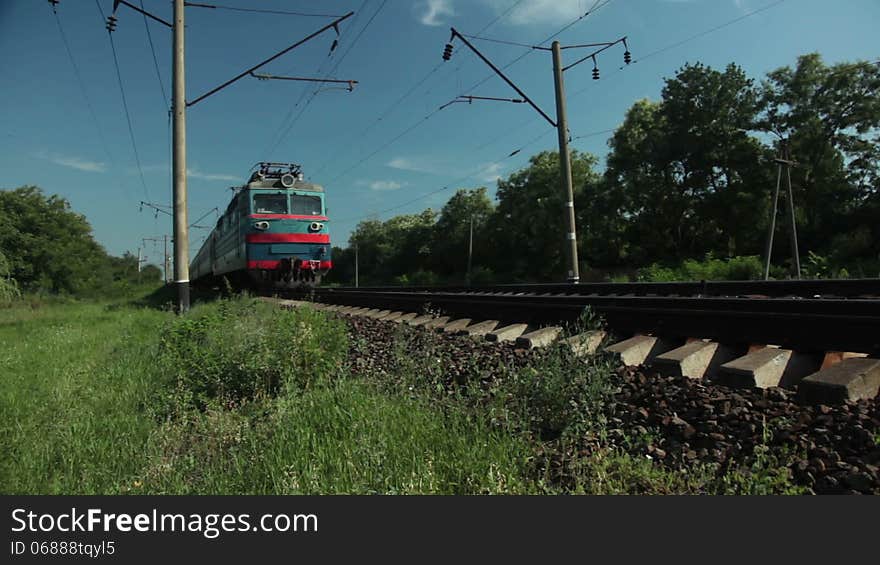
[[0, 302, 169, 493], [0, 297, 535, 494]]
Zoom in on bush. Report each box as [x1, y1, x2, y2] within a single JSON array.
[[495, 344, 616, 440], [638, 254, 764, 282], [0, 251, 21, 305], [157, 297, 348, 408]]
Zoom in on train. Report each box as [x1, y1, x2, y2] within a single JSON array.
[[190, 162, 332, 288]]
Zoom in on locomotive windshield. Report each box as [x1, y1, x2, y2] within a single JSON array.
[[253, 194, 288, 214], [291, 194, 322, 216]]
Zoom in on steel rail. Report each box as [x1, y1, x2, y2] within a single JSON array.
[[319, 279, 880, 299], [306, 288, 880, 353]]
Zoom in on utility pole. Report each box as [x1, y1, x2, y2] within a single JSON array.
[[783, 145, 802, 279], [144, 235, 171, 284], [762, 161, 782, 280], [441, 30, 629, 283], [466, 215, 474, 285], [110, 2, 353, 311], [172, 0, 190, 312], [762, 142, 801, 280], [354, 243, 359, 288], [551, 41, 578, 283], [164, 234, 170, 284]]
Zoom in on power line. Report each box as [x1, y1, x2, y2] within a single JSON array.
[[460, 34, 538, 50], [140, 0, 168, 107], [569, 0, 787, 100], [311, 1, 527, 178], [183, 2, 346, 18], [309, 61, 445, 178], [325, 105, 447, 186], [269, 0, 388, 159], [476, 0, 528, 35], [337, 123, 575, 226], [324, 1, 614, 188], [456, 0, 614, 99], [633, 0, 786, 65], [465, 0, 788, 164], [98, 0, 152, 202], [259, 0, 370, 160], [51, 7, 118, 183]]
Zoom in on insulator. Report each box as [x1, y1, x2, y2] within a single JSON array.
[[106, 15, 117, 33], [48, 0, 59, 8], [624, 50, 632, 65], [592, 66, 600, 80], [442, 43, 453, 61]]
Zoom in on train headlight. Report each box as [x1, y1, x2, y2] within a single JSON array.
[[309, 222, 324, 232], [254, 221, 270, 230]]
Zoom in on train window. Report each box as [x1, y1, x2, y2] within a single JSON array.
[[291, 194, 322, 216], [253, 194, 288, 214]]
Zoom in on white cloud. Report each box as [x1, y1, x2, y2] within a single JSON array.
[[482, 0, 583, 26], [419, 0, 454, 26], [478, 162, 504, 182], [41, 152, 107, 173], [386, 156, 439, 174], [186, 168, 239, 182], [133, 163, 238, 182], [369, 180, 404, 191]]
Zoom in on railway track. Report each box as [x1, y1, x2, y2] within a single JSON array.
[[277, 278, 880, 403]]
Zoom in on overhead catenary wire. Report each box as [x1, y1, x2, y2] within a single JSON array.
[[453, 0, 614, 103], [346, 0, 793, 224], [465, 0, 790, 163], [258, 0, 371, 161], [569, 0, 788, 100], [325, 105, 447, 186], [100, 3, 152, 202], [334, 125, 560, 225], [183, 2, 346, 18], [311, 0, 528, 178], [631, 0, 786, 65], [325, 1, 614, 189], [140, 0, 168, 107], [51, 6, 120, 192], [268, 0, 389, 160], [334, 0, 811, 232], [308, 61, 445, 178]]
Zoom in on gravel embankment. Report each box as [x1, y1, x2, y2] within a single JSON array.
[[339, 314, 880, 494]]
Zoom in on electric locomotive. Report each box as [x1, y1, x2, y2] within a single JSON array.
[[190, 162, 331, 288]]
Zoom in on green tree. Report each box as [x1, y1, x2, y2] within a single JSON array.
[[0, 186, 111, 294], [432, 187, 495, 281], [488, 150, 600, 281], [348, 210, 438, 284], [602, 63, 772, 266], [758, 54, 880, 271]]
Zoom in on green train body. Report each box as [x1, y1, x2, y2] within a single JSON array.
[[190, 163, 331, 288]]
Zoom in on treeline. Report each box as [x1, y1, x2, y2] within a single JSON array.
[[0, 186, 161, 300], [327, 54, 880, 285]]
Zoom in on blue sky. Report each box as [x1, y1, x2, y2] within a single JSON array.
[[1, 0, 878, 265]]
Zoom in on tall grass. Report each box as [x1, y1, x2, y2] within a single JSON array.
[[0, 302, 169, 493], [1, 297, 535, 494]]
